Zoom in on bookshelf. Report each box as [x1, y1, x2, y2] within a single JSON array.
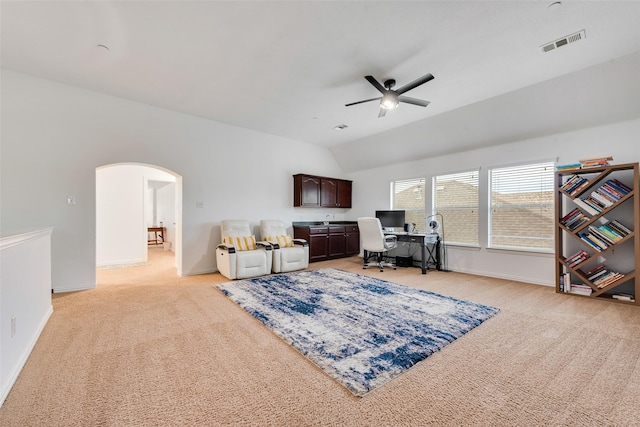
[[555, 162, 639, 304]]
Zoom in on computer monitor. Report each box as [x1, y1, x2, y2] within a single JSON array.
[[375, 210, 406, 231]]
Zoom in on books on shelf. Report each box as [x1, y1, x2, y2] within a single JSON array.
[[573, 217, 632, 252], [560, 208, 589, 231], [598, 221, 628, 241], [556, 162, 581, 171], [580, 264, 625, 289], [568, 284, 593, 296], [579, 155, 613, 168], [578, 232, 605, 252], [560, 273, 593, 295], [570, 179, 633, 217], [587, 179, 631, 208], [573, 198, 599, 216], [560, 175, 590, 196], [608, 219, 631, 235], [556, 156, 613, 170], [560, 272, 569, 292], [612, 294, 635, 302], [562, 249, 590, 268]]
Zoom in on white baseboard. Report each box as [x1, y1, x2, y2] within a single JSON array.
[[0, 305, 53, 407], [96, 258, 146, 269], [452, 266, 555, 287], [184, 267, 218, 276], [53, 283, 97, 293]]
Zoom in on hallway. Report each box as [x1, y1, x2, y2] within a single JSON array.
[[96, 247, 179, 288]]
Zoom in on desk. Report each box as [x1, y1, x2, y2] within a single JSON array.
[[386, 232, 441, 274], [147, 227, 165, 246]]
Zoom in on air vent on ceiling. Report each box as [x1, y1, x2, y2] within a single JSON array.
[[541, 29, 586, 53]]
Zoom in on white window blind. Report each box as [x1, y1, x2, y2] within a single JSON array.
[[433, 170, 479, 245], [391, 178, 425, 232], [489, 162, 555, 251]]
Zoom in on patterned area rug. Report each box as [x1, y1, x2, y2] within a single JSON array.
[[217, 268, 499, 396]]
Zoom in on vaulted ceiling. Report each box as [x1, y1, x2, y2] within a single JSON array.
[[2, 1, 640, 172]]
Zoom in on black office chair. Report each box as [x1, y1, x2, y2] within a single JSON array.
[[357, 217, 398, 271]]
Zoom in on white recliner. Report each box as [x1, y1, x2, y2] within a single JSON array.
[[216, 220, 273, 280], [260, 220, 309, 273]]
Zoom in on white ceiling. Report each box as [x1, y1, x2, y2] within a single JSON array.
[[2, 1, 640, 167]]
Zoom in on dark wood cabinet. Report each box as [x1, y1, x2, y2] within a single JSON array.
[[293, 175, 321, 207], [293, 224, 359, 262], [294, 174, 352, 208], [337, 180, 352, 208], [308, 226, 330, 262], [345, 225, 359, 255], [329, 226, 346, 257], [321, 178, 338, 207]]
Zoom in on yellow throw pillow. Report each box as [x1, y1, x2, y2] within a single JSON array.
[[223, 235, 257, 251], [265, 234, 294, 248]]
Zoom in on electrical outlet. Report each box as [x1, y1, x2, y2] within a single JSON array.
[[11, 316, 16, 337], [67, 196, 76, 205]]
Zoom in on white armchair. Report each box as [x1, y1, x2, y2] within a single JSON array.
[[216, 220, 273, 280], [260, 220, 309, 273]]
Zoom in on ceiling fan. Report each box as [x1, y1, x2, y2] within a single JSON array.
[[345, 73, 435, 117]]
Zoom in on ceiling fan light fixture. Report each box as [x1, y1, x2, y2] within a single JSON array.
[[380, 93, 399, 110]]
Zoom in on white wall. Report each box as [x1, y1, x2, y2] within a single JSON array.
[[96, 164, 177, 268], [346, 118, 640, 285], [1, 70, 348, 291], [150, 179, 177, 249], [4, 68, 638, 290], [0, 228, 53, 406]]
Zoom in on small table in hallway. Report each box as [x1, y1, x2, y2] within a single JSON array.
[[147, 226, 165, 246]]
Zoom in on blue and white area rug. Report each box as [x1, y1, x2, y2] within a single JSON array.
[[217, 268, 499, 396]]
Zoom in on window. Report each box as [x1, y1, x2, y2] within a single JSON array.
[[391, 178, 425, 232], [433, 170, 479, 245], [489, 162, 555, 251]]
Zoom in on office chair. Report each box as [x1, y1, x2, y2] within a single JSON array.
[[357, 217, 398, 272]]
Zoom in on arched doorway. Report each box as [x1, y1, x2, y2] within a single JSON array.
[[96, 163, 183, 276]]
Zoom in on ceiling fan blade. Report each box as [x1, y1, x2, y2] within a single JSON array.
[[345, 97, 381, 107], [398, 95, 430, 107], [395, 73, 434, 95], [365, 75, 387, 94], [378, 108, 387, 118]]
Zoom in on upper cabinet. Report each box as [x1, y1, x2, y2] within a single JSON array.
[[294, 174, 321, 207], [293, 174, 352, 208]]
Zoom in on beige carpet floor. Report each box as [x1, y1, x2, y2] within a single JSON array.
[[1, 247, 640, 426]]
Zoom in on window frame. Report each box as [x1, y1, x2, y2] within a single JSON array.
[[391, 178, 426, 233], [432, 169, 480, 247], [487, 161, 555, 253]]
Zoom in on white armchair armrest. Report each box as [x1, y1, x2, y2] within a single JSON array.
[[292, 238, 309, 247], [216, 243, 237, 253]]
